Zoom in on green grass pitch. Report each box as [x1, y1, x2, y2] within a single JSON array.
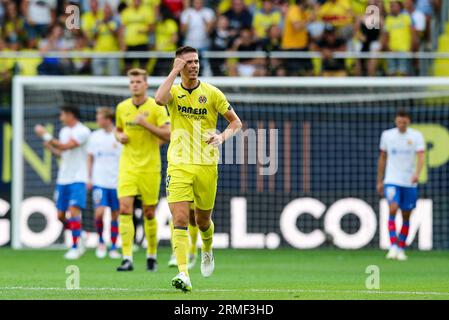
[[0, 248, 448, 300]]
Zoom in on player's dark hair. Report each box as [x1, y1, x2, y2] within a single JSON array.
[[396, 109, 411, 120], [60, 105, 81, 120], [175, 46, 198, 57]]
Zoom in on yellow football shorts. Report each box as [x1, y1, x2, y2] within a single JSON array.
[[118, 170, 161, 206], [166, 164, 218, 211]]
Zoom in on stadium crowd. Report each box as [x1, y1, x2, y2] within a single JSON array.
[[0, 0, 442, 80]]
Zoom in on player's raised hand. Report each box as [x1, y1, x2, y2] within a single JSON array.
[[173, 58, 187, 74], [34, 124, 47, 137], [205, 132, 224, 147]]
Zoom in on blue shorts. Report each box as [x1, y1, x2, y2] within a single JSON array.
[[384, 184, 418, 211], [92, 186, 119, 211], [54, 183, 87, 212]]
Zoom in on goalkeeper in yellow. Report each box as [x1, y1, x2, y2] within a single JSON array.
[[155, 46, 242, 292], [115, 68, 170, 272]]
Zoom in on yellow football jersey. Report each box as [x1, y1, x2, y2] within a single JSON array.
[[116, 97, 170, 173], [167, 81, 231, 165]]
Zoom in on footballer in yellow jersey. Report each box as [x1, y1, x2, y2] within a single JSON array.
[[115, 68, 171, 272], [155, 46, 242, 292]]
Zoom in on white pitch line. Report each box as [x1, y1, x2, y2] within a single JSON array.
[[1, 286, 449, 297]]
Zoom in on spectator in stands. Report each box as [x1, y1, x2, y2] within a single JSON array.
[[382, 0, 416, 76], [262, 24, 286, 76], [120, 0, 155, 71], [58, 1, 80, 50], [218, 0, 259, 15], [15, 36, 42, 76], [252, 0, 281, 40], [180, 0, 215, 51], [210, 14, 232, 75], [37, 23, 72, 75], [1, 1, 26, 50], [416, 0, 435, 42], [404, 0, 426, 48], [21, 0, 57, 48], [81, 0, 102, 46], [312, 24, 347, 76], [153, 4, 178, 75], [353, 0, 383, 76], [0, 0, 6, 26], [281, 0, 313, 76], [228, 27, 266, 76], [0, 37, 14, 105], [306, 1, 325, 43], [91, 2, 121, 76], [318, 0, 353, 40], [72, 32, 91, 75], [162, 0, 189, 19], [224, 0, 253, 37]]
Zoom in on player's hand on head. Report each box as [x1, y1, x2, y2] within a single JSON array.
[[173, 58, 187, 73], [205, 132, 224, 147], [34, 124, 47, 137]]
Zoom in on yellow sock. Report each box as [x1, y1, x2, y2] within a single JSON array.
[[200, 220, 214, 252], [119, 214, 134, 259], [144, 217, 158, 256], [173, 228, 189, 275], [169, 219, 175, 254], [188, 224, 199, 255]]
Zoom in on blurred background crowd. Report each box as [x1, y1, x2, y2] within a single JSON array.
[[0, 0, 446, 82]]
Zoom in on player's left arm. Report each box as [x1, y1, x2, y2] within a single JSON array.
[[206, 108, 242, 147], [412, 133, 426, 184], [412, 151, 425, 184]]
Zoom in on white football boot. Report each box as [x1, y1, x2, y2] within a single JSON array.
[[171, 272, 192, 292], [168, 254, 177, 267], [64, 248, 81, 260], [200, 251, 215, 277], [386, 245, 398, 260], [96, 243, 107, 259], [396, 249, 408, 261]]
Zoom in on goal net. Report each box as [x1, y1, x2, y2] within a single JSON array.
[[11, 76, 449, 250]]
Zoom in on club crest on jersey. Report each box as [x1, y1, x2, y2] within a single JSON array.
[[142, 112, 149, 116], [198, 95, 207, 104]]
